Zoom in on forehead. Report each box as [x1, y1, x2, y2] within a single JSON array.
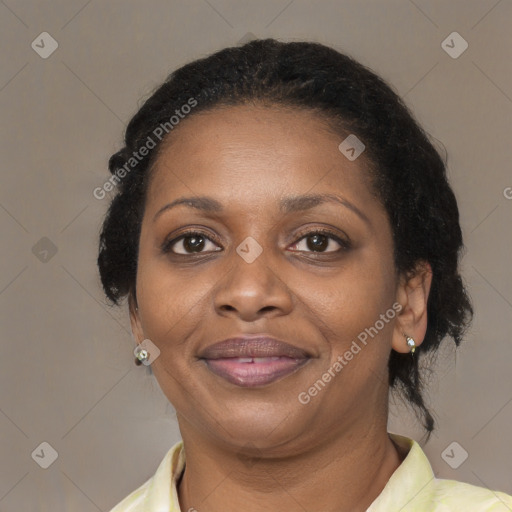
[[145, 104, 379, 217]]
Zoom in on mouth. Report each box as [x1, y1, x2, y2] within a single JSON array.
[[199, 336, 312, 387], [203, 356, 310, 387]]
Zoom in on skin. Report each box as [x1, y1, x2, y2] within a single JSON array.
[[129, 104, 432, 512]]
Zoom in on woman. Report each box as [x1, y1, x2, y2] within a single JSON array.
[[98, 39, 512, 511]]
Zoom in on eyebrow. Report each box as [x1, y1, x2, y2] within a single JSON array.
[[153, 193, 371, 225]]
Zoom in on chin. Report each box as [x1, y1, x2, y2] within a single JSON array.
[[210, 404, 307, 450]]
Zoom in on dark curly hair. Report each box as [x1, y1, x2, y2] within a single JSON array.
[[97, 38, 473, 439]]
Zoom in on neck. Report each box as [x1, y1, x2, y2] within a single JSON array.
[[177, 421, 403, 512]]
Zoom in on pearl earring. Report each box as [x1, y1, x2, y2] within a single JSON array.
[[403, 334, 416, 354], [134, 346, 149, 366]]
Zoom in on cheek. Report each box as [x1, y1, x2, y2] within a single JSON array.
[[303, 252, 394, 329], [294, 252, 396, 379], [135, 250, 211, 346]]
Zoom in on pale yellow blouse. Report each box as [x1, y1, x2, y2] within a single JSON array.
[[109, 432, 512, 511]]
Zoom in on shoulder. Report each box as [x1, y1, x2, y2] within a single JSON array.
[[428, 477, 512, 511], [372, 433, 512, 512], [107, 440, 184, 512], [108, 480, 149, 512]]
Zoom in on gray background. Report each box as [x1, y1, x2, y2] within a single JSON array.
[[1, 0, 511, 510]]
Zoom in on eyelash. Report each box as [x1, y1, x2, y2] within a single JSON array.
[[162, 228, 351, 256]]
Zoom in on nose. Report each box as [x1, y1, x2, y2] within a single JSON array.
[[213, 247, 294, 322]]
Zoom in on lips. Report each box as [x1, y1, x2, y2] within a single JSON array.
[[199, 336, 311, 387], [199, 336, 310, 359]]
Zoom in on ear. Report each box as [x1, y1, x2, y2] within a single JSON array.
[[128, 289, 144, 344], [392, 261, 433, 353]]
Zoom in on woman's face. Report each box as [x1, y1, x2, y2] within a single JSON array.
[[131, 104, 406, 453]]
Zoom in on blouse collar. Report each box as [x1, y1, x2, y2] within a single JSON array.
[[144, 432, 431, 511]]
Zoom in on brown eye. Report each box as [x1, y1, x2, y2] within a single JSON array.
[[289, 230, 351, 253], [164, 231, 222, 255]]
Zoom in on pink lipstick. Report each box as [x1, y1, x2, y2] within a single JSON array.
[[199, 336, 310, 387]]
